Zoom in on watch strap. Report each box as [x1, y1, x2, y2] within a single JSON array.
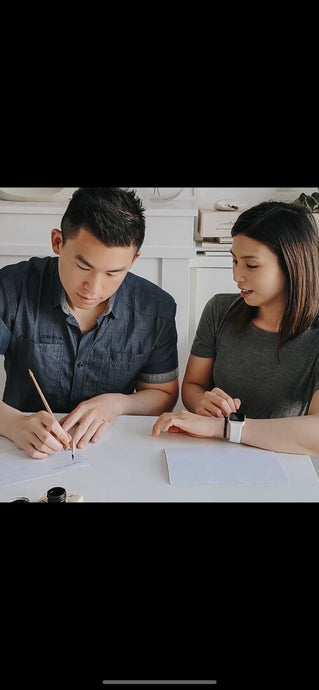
[[229, 418, 245, 443]]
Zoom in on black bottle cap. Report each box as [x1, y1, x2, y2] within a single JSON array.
[[47, 486, 67, 503]]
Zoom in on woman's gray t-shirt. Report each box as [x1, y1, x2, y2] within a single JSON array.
[[191, 293, 319, 419]]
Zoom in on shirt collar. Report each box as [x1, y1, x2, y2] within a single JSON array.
[[60, 288, 115, 318]]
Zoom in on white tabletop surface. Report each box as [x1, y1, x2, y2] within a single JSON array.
[[1, 415, 319, 502]]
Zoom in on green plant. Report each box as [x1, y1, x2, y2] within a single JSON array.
[[295, 189, 319, 213]]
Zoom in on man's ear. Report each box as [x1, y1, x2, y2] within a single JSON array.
[[51, 229, 63, 255], [131, 250, 141, 265]]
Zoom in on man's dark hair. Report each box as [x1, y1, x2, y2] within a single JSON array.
[[61, 187, 145, 252]]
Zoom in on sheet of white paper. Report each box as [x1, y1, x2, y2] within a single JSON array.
[[0, 438, 89, 487], [164, 444, 291, 486]]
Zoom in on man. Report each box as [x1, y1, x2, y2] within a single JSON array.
[[0, 188, 179, 458]]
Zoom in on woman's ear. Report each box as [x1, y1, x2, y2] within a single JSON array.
[[51, 229, 63, 255]]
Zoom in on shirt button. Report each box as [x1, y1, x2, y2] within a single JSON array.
[[77, 362, 84, 368]]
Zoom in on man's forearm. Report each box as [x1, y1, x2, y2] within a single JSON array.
[[0, 401, 23, 441], [120, 388, 178, 415]]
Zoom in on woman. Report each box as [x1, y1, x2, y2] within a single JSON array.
[[152, 200, 319, 455]]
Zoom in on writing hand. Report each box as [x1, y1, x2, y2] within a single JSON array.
[[10, 411, 73, 459]]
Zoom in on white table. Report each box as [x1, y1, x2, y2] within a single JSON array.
[[1, 415, 319, 502]]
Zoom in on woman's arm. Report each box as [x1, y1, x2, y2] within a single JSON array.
[[182, 354, 214, 411], [153, 389, 319, 455], [182, 354, 240, 416], [240, 389, 319, 454]]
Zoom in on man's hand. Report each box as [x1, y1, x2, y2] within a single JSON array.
[[59, 395, 122, 449], [9, 411, 73, 459]]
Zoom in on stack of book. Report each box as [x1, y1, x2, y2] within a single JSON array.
[[196, 236, 232, 255], [195, 209, 240, 255]]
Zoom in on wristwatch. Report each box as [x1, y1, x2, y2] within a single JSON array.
[[228, 412, 246, 443]]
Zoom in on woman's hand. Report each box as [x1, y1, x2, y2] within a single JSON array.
[[152, 409, 220, 438], [194, 387, 241, 418]]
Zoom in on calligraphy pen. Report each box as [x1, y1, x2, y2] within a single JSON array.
[[28, 368, 75, 459]]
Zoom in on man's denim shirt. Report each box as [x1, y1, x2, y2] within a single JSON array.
[[0, 257, 178, 412]]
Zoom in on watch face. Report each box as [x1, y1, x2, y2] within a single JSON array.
[[229, 412, 246, 422]]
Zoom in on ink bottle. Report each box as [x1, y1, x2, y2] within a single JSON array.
[[9, 497, 31, 503], [46, 486, 67, 503]]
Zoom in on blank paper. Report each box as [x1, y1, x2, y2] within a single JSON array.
[[0, 439, 89, 487], [164, 443, 290, 486]]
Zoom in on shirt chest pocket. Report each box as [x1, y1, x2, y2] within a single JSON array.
[[89, 351, 147, 395], [16, 335, 64, 398]]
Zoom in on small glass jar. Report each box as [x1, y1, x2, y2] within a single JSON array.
[[47, 487, 67, 503], [9, 497, 31, 503]]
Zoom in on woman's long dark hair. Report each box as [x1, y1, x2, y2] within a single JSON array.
[[228, 200, 319, 352]]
